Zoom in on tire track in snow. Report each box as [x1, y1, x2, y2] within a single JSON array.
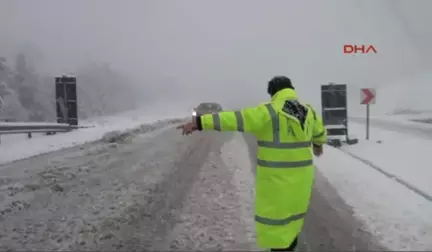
[[162, 133, 257, 251], [130, 131, 231, 251]]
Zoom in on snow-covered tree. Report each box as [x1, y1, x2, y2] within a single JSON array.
[[0, 51, 144, 122]]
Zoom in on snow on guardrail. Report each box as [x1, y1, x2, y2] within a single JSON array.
[[0, 122, 94, 134]]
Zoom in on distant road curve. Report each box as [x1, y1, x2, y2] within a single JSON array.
[[349, 116, 432, 139]]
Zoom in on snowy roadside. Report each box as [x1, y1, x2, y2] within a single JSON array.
[[316, 146, 432, 251], [345, 122, 432, 200], [319, 106, 432, 250], [0, 107, 188, 165]]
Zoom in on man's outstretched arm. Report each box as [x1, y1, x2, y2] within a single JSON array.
[[197, 105, 266, 135]]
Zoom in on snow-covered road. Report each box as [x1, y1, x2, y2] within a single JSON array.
[[3, 105, 432, 251], [0, 123, 244, 250], [0, 120, 384, 251]]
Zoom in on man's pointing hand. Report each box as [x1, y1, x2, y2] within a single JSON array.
[[177, 121, 198, 135]]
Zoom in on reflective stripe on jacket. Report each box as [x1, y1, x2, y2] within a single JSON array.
[[199, 88, 327, 249]]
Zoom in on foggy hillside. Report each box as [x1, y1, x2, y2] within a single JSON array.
[[0, 55, 146, 121], [1, 0, 432, 119]]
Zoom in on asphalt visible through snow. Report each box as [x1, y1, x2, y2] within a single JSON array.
[[0, 122, 385, 251]]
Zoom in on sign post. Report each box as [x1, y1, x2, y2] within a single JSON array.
[[360, 88, 376, 140]]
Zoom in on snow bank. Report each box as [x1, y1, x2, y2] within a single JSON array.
[[0, 106, 188, 165], [316, 146, 432, 251], [346, 122, 432, 199], [320, 120, 432, 250]]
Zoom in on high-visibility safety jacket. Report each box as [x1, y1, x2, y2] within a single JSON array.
[[197, 88, 327, 249]]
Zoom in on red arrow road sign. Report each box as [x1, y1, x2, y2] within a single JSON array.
[[360, 88, 376, 104]]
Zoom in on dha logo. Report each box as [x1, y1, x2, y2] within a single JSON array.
[[344, 44, 377, 54]]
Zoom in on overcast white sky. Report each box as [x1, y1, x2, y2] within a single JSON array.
[[1, 0, 431, 109]]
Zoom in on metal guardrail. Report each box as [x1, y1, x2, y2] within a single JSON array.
[[0, 122, 94, 135]]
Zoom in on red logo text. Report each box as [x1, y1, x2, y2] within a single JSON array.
[[344, 44, 377, 54]]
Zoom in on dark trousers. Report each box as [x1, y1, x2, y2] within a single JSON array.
[[270, 236, 298, 251]]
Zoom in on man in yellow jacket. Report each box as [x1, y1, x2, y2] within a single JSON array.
[[177, 76, 327, 251]]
